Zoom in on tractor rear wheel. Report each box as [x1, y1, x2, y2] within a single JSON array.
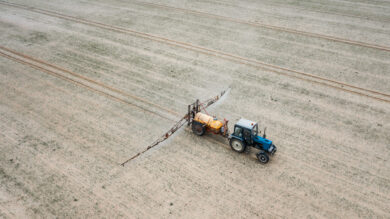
[[257, 152, 269, 164], [230, 139, 246, 153], [192, 121, 205, 136]]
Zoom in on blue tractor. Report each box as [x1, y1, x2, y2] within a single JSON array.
[[229, 119, 277, 163]]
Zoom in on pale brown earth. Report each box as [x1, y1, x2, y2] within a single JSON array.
[[0, 0, 390, 218]]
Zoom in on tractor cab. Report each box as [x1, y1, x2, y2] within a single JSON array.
[[229, 119, 277, 163]]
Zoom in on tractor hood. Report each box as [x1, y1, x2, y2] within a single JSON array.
[[254, 135, 272, 146], [253, 135, 276, 155], [253, 135, 276, 153]]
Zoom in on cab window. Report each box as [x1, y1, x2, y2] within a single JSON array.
[[234, 126, 243, 137], [243, 129, 251, 138], [252, 125, 258, 136]]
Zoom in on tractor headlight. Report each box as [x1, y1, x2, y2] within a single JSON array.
[[269, 144, 276, 154]]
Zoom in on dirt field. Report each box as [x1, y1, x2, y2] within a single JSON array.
[[0, 0, 389, 218]]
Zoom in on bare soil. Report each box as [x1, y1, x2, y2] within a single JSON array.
[[0, 0, 389, 218]]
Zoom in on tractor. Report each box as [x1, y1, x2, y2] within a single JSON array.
[[188, 99, 277, 164], [229, 119, 276, 164]]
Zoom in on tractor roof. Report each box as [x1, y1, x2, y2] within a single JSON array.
[[236, 118, 257, 129]]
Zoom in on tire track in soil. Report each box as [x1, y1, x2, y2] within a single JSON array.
[[86, 0, 390, 68], [0, 45, 181, 118], [3, 45, 386, 204], [0, 58, 178, 170], [0, 49, 177, 122], [2, 56, 386, 217], [0, 46, 235, 168], [184, 0, 390, 22], [0, 65, 152, 141], [131, 0, 390, 51], [0, 48, 202, 170], [0, 73, 153, 165], [57, 48, 190, 107], [1, 3, 388, 216], [86, 0, 390, 51], [57, 36, 225, 102], [0, 2, 389, 103], [1, 46, 386, 204]]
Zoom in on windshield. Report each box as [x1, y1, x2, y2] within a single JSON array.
[[252, 124, 258, 136]]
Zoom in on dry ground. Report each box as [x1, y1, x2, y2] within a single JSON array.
[[0, 0, 389, 218]]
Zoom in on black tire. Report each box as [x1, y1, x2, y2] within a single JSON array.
[[229, 139, 246, 153], [257, 152, 269, 164], [192, 121, 205, 136]]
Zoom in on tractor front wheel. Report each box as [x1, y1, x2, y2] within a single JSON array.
[[192, 121, 206, 136], [230, 139, 246, 153], [257, 152, 269, 164]]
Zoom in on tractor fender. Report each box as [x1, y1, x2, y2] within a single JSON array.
[[229, 135, 245, 145]]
